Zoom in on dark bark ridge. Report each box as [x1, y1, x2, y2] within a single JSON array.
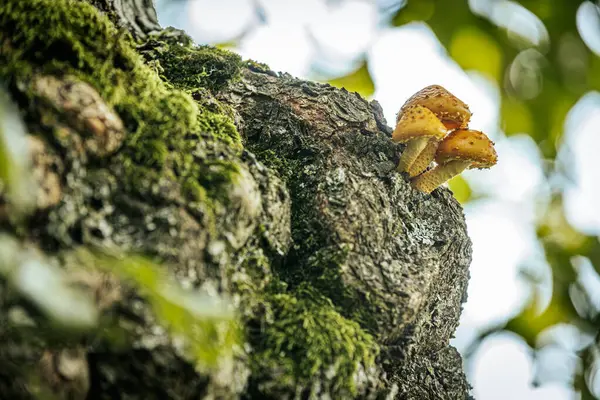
[[85, 0, 162, 39], [0, 0, 473, 398]]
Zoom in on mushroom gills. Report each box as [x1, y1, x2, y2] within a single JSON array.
[[396, 136, 430, 173], [406, 139, 438, 177], [411, 160, 471, 193]]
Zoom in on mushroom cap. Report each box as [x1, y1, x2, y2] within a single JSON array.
[[392, 105, 447, 144], [435, 129, 498, 169], [398, 84, 471, 129]]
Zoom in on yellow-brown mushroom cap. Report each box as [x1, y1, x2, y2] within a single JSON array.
[[435, 129, 498, 169], [392, 105, 447, 143], [398, 84, 471, 130]]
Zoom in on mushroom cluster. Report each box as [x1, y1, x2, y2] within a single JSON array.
[[392, 85, 497, 194]]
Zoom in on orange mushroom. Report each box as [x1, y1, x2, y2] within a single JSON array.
[[392, 105, 447, 173], [395, 85, 472, 177], [400, 84, 471, 130], [411, 129, 498, 194]]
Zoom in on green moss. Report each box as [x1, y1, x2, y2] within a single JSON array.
[[231, 248, 379, 397], [249, 284, 379, 397], [196, 159, 241, 204], [253, 149, 299, 184], [0, 0, 242, 205], [254, 153, 383, 334], [197, 110, 241, 150], [182, 179, 209, 204], [306, 245, 383, 332], [242, 59, 274, 75], [228, 248, 275, 323], [149, 43, 242, 92]]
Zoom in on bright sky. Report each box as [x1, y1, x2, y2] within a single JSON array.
[[156, 1, 600, 398]]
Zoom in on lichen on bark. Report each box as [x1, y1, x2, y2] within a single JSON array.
[[1, 0, 473, 399]]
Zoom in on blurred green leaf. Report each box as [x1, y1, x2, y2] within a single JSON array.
[[447, 175, 472, 204], [504, 283, 581, 347], [501, 96, 534, 136], [327, 60, 375, 98], [537, 196, 589, 253], [392, 0, 435, 25], [78, 249, 239, 371], [215, 40, 240, 50], [0, 235, 99, 331], [0, 86, 36, 217], [450, 26, 503, 82]]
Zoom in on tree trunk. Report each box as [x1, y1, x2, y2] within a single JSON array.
[[0, 0, 473, 399]]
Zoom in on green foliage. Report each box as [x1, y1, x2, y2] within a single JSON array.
[[449, 25, 503, 82], [0, 236, 99, 331], [79, 249, 239, 371], [0, 87, 36, 218], [327, 60, 375, 98], [447, 175, 472, 204]]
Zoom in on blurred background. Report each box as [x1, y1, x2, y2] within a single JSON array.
[[155, 0, 600, 398]]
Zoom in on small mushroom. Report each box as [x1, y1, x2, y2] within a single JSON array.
[[400, 84, 472, 130], [411, 129, 497, 194], [405, 139, 438, 177], [395, 85, 472, 177], [393, 105, 447, 173]]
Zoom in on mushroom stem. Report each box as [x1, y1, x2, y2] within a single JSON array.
[[406, 139, 438, 177], [411, 160, 471, 193], [396, 136, 429, 173]]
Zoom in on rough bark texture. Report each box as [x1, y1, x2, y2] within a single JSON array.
[[87, 0, 162, 39], [0, 0, 473, 399]]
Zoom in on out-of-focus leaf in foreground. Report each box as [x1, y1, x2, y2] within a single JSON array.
[[327, 60, 375, 98], [0, 86, 37, 218], [447, 175, 472, 204], [77, 249, 239, 372], [0, 235, 99, 330]]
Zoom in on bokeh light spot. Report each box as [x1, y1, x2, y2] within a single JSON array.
[[450, 26, 503, 82]]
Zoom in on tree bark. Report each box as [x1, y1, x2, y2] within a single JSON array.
[[0, 0, 473, 399]]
